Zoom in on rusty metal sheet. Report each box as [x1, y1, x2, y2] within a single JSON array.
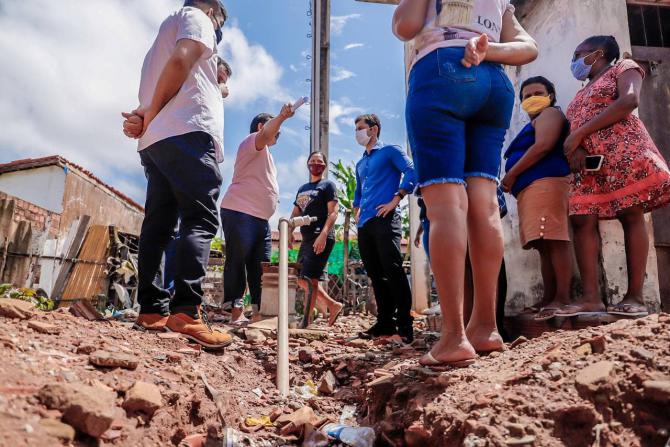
[[61, 225, 110, 303]]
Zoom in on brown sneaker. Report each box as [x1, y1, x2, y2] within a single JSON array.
[[166, 313, 233, 349], [133, 313, 169, 331]]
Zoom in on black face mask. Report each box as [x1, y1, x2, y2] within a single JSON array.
[[215, 28, 222, 44]]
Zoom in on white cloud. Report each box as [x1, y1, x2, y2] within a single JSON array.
[[343, 43, 364, 51], [0, 0, 178, 194], [219, 22, 290, 108], [0, 1, 291, 205], [329, 98, 364, 136], [330, 14, 361, 36], [331, 66, 356, 82], [273, 154, 309, 226]]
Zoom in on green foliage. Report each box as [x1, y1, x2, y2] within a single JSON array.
[[210, 237, 224, 252], [330, 159, 357, 213], [400, 203, 410, 241], [0, 284, 12, 296], [1, 285, 54, 311], [270, 249, 299, 264]]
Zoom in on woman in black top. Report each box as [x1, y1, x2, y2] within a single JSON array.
[[289, 152, 343, 327]]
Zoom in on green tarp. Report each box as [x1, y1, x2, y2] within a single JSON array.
[[270, 241, 358, 277]]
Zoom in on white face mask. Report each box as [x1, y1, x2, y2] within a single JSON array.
[[356, 128, 371, 146]]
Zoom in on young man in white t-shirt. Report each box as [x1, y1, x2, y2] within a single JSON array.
[[121, 0, 231, 349]]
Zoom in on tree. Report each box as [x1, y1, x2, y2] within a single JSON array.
[[330, 159, 357, 215], [330, 159, 357, 307]]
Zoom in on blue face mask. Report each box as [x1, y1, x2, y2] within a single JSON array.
[[570, 50, 601, 81]]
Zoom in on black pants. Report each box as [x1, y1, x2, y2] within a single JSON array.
[[358, 214, 413, 330], [137, 132, 221, 317], [220, 208, 272, 309]]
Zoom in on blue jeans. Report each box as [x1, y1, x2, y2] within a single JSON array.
[[406, 47, 515, 187], [220, 208, 272, 309], [137, 132, 221, 317]]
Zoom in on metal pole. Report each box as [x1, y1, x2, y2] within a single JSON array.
[[310, 0, 321, 157], [310, 0, 330, 172], [319, 0, 330, 162]]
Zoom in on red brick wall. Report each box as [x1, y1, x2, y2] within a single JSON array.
[[0, 191, 61, 238]]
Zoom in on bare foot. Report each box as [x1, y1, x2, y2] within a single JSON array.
[[465, 326, 505, 353], [554, 299, 605, 316], [327, 302, 343, 326], [534, 299, 571, 320], [419, 334, 476, 366], [616, 293, 645, 307], [607, 293, 648, 316]]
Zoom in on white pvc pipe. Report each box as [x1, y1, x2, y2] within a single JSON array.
[[277, 215, 316, 397], [277, 218, 290, 397]]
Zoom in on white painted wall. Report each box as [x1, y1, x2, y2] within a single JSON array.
[[0, 165, 66, 213], [503, 0, 660, 313]]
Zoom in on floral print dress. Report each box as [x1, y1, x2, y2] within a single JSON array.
[[566, 59, 670, 219]]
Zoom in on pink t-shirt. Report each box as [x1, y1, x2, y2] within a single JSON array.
[[410, 0, 514, 68], [221, 132, 279, 220]]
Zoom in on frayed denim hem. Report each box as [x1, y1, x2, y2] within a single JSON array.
[[419, 177, 467, 190], [464, 172, 500, 185]]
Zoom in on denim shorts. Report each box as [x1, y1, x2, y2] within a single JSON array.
[[406, 47, 515, 188]]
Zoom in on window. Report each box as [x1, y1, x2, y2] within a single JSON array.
[[627, 4, 670, 48]]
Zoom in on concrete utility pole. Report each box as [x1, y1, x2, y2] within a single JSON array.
[[355, 0, 430, 313], [311, 0, 331, 164]]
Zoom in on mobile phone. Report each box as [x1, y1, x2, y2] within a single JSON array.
[[585, 155, 604, 172], [291, 96, 308, 112]]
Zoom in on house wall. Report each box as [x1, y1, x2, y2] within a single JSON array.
[[0, 165, 66, 213], [60, 171, 143, 236], [503, 0, 661, 313], [0, 191, 61, 238]]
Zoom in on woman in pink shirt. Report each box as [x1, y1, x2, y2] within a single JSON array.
[[220, 103, 295, 323]]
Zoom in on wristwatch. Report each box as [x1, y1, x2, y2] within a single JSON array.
[[394, 191, 406, 199]]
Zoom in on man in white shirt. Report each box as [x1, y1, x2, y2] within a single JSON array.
[[122, 0, 230, 349]]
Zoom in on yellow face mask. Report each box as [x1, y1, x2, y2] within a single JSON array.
[[521, 95, 552, 116]]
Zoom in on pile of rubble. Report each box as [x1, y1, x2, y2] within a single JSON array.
[[0, 296, 668, 446]]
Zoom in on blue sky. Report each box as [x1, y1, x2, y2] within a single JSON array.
[[0, 0, 407, 226]]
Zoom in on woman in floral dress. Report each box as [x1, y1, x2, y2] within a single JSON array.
[[559, 35, 670, 317]]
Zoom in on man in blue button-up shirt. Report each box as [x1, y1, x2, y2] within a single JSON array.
[[352, 113, 416, 343]]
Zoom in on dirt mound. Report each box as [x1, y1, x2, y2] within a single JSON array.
[[353, 314, 670, 447], [0, 303, 667, 446]]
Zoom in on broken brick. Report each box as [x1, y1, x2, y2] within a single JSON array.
[[89, 350, 139, 370], [38, 383, 117, 438], [123, 381, 163, 417], [318, 370, 337, 395], [0, 298, 35, 320], [27, 321, 60, 335]]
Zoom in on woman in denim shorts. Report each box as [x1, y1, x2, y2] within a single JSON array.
[[393, 0, 538, 367]]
